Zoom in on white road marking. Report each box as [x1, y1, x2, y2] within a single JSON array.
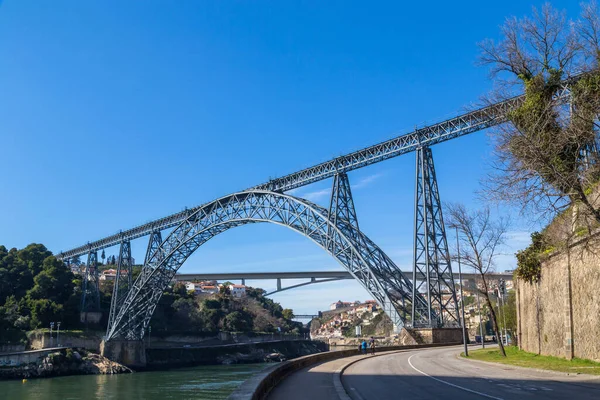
[[349, 387, 366, 400], [407, 354, 505, 400]]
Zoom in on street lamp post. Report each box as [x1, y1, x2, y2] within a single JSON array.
[[49, 322, 55, 348], [57, 322, 61, 347], [455, 227, 468, 357], [476, 293, 485, 349], [496, 286, 503, 344]]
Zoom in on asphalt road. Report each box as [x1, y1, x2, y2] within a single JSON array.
[[343, 345, 600, 400]]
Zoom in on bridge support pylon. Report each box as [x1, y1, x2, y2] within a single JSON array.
[[328, 172, 408, 333], [144, 230, 162, 264], [100, 339, 146, 368], [107, 240, 133, 335], [80, 251, 101, 321], [328, 172, 363, 246], [412, 146, 459, 328]]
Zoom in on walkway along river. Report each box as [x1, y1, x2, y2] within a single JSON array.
[[0, 363, 266, 400]]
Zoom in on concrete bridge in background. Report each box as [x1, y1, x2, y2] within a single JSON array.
[[173, 270, 514, 295]]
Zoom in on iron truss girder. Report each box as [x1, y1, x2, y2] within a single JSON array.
[[81, 251, 100, 313], [56, 77, 579, 261], [105, 190, 420, 341], [412, 147, 459, 328], [107, 240, 133, 335]]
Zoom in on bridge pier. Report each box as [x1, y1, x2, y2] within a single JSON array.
[[100, 339, 146, 368], [406, 327, 463, 345]]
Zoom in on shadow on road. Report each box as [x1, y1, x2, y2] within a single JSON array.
[[341, 371, 600, 400]]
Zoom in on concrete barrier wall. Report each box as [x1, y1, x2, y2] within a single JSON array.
[[227, 342, 461, 400], [0, 347, 66, 367], [0, 344, 26, 353], [27, 331, 102, 352]]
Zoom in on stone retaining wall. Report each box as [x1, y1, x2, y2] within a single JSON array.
[[517, 239, 600, 362]]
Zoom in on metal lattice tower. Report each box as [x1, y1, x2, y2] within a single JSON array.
[[107, 241, 133, 333], [145, 230, 162, 264], [81, 251, 100, 313], [328, 173, 363, 246], [328, 173, 422, 326], [412, 147, 459, 328]]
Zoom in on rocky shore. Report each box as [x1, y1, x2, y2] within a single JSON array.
[[0, 348, 131, 380]]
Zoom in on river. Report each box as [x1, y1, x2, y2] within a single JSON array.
[[1, 363, 266, 400]]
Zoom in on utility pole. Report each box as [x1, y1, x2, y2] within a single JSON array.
[[495, 287, 503, 344], [499, 280, 508, 345], [455, 227, 468, 357], [476, 292, 485, 349]]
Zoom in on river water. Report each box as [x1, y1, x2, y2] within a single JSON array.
[[1, 364, 266, 400]]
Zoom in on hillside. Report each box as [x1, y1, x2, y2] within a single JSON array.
[[310, 301, 393, 339], [0, 243, 305, 347]]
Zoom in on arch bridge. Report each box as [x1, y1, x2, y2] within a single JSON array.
[[57, 76, 576, 341]]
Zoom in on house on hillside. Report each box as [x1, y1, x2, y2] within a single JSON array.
[[99, 269, 128, 281], [229, 284, 246, 298], [201, 285, 219, 294]]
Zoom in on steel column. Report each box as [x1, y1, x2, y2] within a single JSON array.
[[81, 251, 100, 312], [107, 240, 132, 335], [412, 147, 459, 327], [144, 230, 162, 265]]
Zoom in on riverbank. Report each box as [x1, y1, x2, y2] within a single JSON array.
[[146, 340, 328, 369], [0, 348, 131, 380]]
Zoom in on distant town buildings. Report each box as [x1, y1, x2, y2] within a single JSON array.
[[330, 300, 360, 310], [315, 300, 379, 338], [177, 280, 246, 297]]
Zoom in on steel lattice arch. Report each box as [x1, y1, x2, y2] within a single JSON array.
[[105, 190, 428, 341]]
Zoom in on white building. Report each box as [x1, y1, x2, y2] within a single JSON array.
[[201, 285, 219, 294], [229, 284, 246, 298]]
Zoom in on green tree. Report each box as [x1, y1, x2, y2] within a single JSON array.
[[29, 299, 63, 329], [27, 256, 75, 305], [282, 308, 295, 320], [223, 310, 253, 332], [0, 246, 33, 303], [18, 243, 52, 276]]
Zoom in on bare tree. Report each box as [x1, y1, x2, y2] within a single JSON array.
[[479, 2, 600, 239], [446, 203, 509, 357]]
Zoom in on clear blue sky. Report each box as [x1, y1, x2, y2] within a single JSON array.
[[0, 1, 581, 313]]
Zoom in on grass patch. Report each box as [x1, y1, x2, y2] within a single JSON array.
[[462, 346, 600, 375]]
